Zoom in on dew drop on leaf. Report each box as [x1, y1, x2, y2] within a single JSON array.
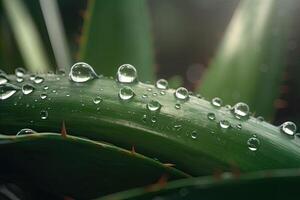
[[211, 97, 223, 107], [207, 113, 216, 120], [191, 131, 198, 139], [22, 84, 35, 95], [175, 103, 181, 110], [16, 128, 36, 136], [69, 62, 98, 83], [93, 96, 102, 104], [280, 121, 297, 136], [40, 93, 47, 100], [147, 100, 161, 111], [233, 102, 250, 119], [156, 79, 168, 89], [247, 136, 260, 151], [15, 67, 26, 77], [0, 83, 20, 100], [219, 120, 230, 129], [34, 76, 44, 84], [0, 74, 8, 85], [40, 110, 48, 120], [117, 64, 137, 83], [119, 86, 134, 100], [174, 87, 189, 100]]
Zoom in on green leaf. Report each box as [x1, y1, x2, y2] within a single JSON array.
[[0, 133, 188, 199], [99, 169, 300, 200], [197, 0, 295, 120], [2, 0, 51, 72], [79, 0, 155, 81], [1, 73, 300, 176]]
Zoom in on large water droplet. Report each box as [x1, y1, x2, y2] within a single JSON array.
[[93, 96, 102, 104], [0, 83, 20, 100], [207, 113, 216, 120], [280, 121, 297, 136], [147, 100, 161, 111], [247, 136, 260, 151], [34, 76, 44, 84], [233, 102, 250, 119], [117, 64, 137, 83], [69, 62, 98, 83], [174, 87, 189, 100], [219, 120, 230, 129], [40, 110, 48, 120], [211, 97, 223, 107], [0, 74, 8, 85], [119, 86, 134, 100], [22, 84, 35, 95], [15, 67, 26, 77], [156, 79, 168, 89], [16, 128, 36, 136]]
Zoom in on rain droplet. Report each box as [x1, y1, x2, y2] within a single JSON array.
[[119, 86, 134, 100], [69, 62, 98, 83], [174, 87, 189, 100], [211, 97, 223, 107], [117, 64, 137, 83], [156, 79, 168, 89], [233, 102, 250, 119], [15, 67, 26, 77], [247, 136, 260, 151], [280, 121, 297, 136], [40, 110, 48, 120], [175, 103, 181, 109], [93, 96, 102, 104], [40, 93, 47, 100], [191, 131, 198, 139], [16, 128, 36, 136], [219, 120, 231, 129], [147, 100, 161, 111], [34, 76, 44, 84], [22, 84, 35, 95], [207, 113, 216, 120], [0, 83, 20, 100]]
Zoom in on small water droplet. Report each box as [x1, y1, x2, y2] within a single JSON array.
[[191, 131, 198, 139], [211, 97, 223, 107], [29, 75, 36, 80], [43, 85, 49, 90], [147, 100, 161, 111], [142, 114, 147, 123], [280, 121, 297, 136], [156, 79, 168, 89], [22, 84, 35, 95], [119, 86, 134, 100], [16, 77, 24, 83], [152, 92, 158, 96], [0, 83, 20, 100], [175, 103, 181, 109], [117, 64, 137, 83], [247, 136, 260, 151], [147, 88, 152, 92], [233, 102, 250, 119], [93, 96, 102, 104], [69, 62, 98, 83], [142, 94, 148, 98], [16, 128, 36, 136], [0, 75, 8, 85], [207, 113, 216, 120], [151, 116, 157, 123], [15, 67, 26, 77], [219, 120, 230, 129], [236, 123, 242, 130], [196, 94, 202, 99], [160, 91, 166, 96], [40, 93, 47, 100], [173, 124, 182, 131], [34, 76, 44, 84], [174, 87, 189, 100], [40, 110, 48, 120], [257, 116, 264, 122]]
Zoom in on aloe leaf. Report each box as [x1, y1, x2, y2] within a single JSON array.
[[1, 73, 300, 176], [0, 133, 187, 199], [79, 0, 155, 81], [197, 0, 295, 120], [99, 169, 300, 200]]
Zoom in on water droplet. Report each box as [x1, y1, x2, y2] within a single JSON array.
[[236, 123, 242, 130], [173, 124, 182, 131], [257, 116, 264, 122], [233, 102, 250, 119], [207, 113, 216, 120], [225, 105, 232, 110], [29, 75, 36, 80], [93, 96, 102, 104], [142, 94, 148, 98], [117, 64, 137, 83], [147, 100, 161, 111], [119, 86, 134, 100], [174, 87, 189, 100], [22, 84, 35, 95], [156, 79, 168, 89], [191, 131, 198, 139], [43, 85, 49, 90], [211, 97, 223, 107], [15, 67, 26, 77], [40, 110, 48, 120], [151, 116, 157, 123], [16, 77, 24, 83], [247, 136, 260, 151], [175, 103, 181, 109], [34, 76, 44, 84], [160, 91, 166, 96], [0, 83, 20, 100], [280, 121, 297, 136], [69, 62, 98, 83], [0, 74, 8, 85], [142, 114, 147, 123], [152, 92, 158, 96], [219, 120, 231, 129], [16, 128, 36, 136], [147, 88, 152, 92], [40, 93, 47, 100], [196, 94, 202, 99]]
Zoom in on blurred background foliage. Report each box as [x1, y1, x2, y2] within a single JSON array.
[[0, 0, 299, 126]]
